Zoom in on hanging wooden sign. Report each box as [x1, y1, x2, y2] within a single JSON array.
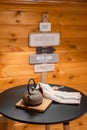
[[29, 33, 60, 47], [39, 13, 51, 32], [30, 54, 59, 64], [40, 22, 51, 32]]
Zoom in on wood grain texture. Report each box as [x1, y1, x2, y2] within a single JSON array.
[[0, 1, 87, 130], [0, 0, 87, 5], [13, 114, 87, 130]]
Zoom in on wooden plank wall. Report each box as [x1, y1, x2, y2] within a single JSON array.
[[0, 1, 87, 130]]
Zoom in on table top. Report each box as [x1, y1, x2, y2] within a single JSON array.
[[0, 84, 87, 125]]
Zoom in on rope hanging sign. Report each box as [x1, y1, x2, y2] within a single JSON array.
[[29, 13, 60, 83]]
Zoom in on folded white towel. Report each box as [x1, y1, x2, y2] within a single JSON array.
[[36, 83, 81, 104]]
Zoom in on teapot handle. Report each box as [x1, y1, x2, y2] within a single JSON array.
[[27, 78, 36, 94]]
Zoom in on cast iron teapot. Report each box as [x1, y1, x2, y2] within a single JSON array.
[[23, 78, 43, 106]]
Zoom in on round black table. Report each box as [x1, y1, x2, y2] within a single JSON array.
[[0, 84, 87, 130]]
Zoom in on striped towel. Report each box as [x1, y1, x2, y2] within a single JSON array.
[[36, 83, 81, 104]]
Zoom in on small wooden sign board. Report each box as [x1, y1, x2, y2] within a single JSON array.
[[16, 98, 52, 112], [34, 64, 54, 72], [29, 33, 60, 47], [30, 54, 59, 64]]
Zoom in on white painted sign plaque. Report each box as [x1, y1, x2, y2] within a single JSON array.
[[29, 33, 60, 47], [34, 64, 54, 72], [40, 22, 51, 32], [30, 54, 59, 64]]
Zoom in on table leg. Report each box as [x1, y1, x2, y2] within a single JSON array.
[[8, 119, 15, 130], [45, 125, 50, 130], [63, 122, 70, 130]]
